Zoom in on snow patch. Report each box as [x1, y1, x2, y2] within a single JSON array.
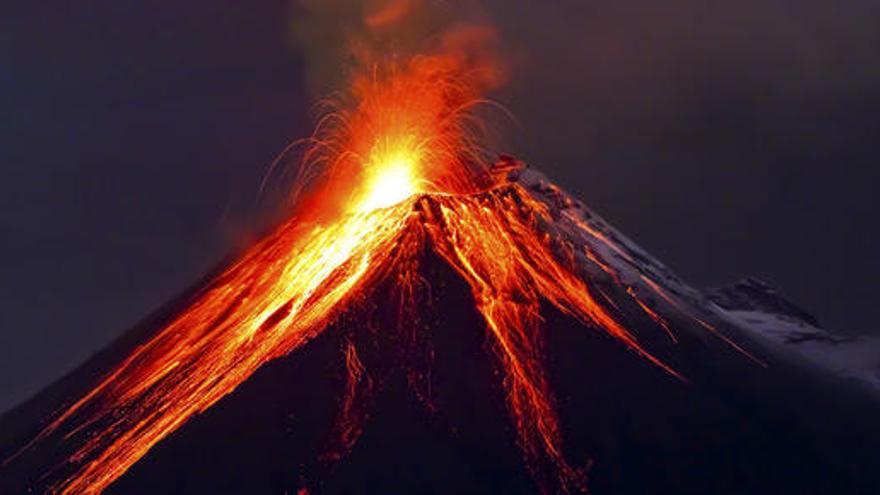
[[718, 307, 880, 390]]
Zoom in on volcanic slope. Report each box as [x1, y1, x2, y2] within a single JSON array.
[[2, 160, 878, 494]]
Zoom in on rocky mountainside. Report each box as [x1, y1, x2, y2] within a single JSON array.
[[1, 160, 878, 494]]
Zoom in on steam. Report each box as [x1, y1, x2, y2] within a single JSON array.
[[289, 0, 504, 98]]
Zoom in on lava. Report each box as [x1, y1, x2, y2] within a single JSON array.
[[11, 29, 748, 495]]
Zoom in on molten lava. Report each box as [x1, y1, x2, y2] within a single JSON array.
[[11, 32, 752, 495]]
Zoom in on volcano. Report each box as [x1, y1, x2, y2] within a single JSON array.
[[1, 159, 879, 495], [2, 33, 879, 493]]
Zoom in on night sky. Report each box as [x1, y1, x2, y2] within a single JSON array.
[[2, 1, 879, 413]]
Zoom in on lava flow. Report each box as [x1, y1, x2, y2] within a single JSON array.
[[11, 30, 746, 495]]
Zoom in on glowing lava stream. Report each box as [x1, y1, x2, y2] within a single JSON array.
[[24, 174, 690, 494], [35, 176, 421, 495], [13, 40, 745, 494]]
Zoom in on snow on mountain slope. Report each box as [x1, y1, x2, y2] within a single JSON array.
[[503, 158, 880, 393], [709, 278, 880, 391]]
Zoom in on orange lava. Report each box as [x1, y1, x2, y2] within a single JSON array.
[[15, 35, 742, 495]]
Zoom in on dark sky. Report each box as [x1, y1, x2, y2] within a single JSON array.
[[1, 1, 878, 412]]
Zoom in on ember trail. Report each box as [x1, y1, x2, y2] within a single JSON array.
[[15, 35, 748, 495]]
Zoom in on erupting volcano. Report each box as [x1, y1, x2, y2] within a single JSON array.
[[5, 38, 687, 494], [2, 19, 879, 495]]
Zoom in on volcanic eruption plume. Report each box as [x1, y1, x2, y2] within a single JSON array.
[[6, 14, 757, 495]]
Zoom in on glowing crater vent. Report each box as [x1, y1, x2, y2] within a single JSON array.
[[357, 144, 422, 212]]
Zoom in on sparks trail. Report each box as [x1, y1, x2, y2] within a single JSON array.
[[13, 31, 754, 495]]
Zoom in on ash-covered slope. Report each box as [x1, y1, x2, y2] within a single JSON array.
[[2, 159, 879, 494]]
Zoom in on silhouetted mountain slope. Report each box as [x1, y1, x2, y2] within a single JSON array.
[[2, 162, 878, 494]]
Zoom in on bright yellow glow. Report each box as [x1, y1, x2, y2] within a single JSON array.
[[357, 152, 420, 212]]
